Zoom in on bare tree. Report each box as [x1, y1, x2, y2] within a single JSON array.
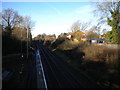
[[71, 20, 91, 32], [86, 29, 99, 39], [92, 1, 120, 27], [22, 16, 33, 29], [2, 8, 22, 30], [71, 20, 80, 32]]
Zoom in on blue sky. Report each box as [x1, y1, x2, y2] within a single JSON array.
[[2, 2, 109, 37]]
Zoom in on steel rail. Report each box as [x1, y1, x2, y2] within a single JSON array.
[[40, 45, 79, 88], [39, 45, 62, 88], [37, 49, 48, 89]]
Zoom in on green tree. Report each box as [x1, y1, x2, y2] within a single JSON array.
[[93, 1, 120, 43], [105, 31, 112, 42], [2, 9, 34, 55], [107, 9, 120, 43]]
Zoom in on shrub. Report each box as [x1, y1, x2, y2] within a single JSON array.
[[51, 37, 68, 49], [58, 39, 79, 50], [78, 44, 119, 67], [2, 31, 27, 56]]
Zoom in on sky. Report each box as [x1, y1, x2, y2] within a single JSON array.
[[2, 2, 111, 37]]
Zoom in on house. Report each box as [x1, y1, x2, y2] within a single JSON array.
[[91, 38, 100, 43], [66, 30, 105, 43], [67, 30, 86, 40], [99, 34, 106, 39], [99, 34, 106, 43], [81, 38, 87, 42], [81, 37, 101, 43], [67, 35, 72, 39]]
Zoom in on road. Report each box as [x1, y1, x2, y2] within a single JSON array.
[[33, 41, 98, 88]]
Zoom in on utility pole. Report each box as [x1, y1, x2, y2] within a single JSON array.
[[27, 26, 29, 59], [21, 28, 23, 58]]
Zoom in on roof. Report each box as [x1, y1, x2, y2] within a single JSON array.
[[70, 30, 85, 35], [81, 38, 100, 40]]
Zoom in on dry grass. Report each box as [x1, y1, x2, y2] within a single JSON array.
[[78, 44, 119, 66], [52, 41, 120, 88], [57, 39, 79, 50], [77, 44, 120, 88]]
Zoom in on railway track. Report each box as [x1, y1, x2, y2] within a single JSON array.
[[39, 45, 62, 88], [35, 41, 97, 88], [39, 45, 83, 88]]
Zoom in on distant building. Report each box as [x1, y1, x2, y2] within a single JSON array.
[[81, 38, 87, 42], [99, 34, 106, 39], [66, 30, 107, 43], [67, 30, 86, 40], [80, 37, 102, 43], [99, 34, 106, 43], [67, 35, 72, 39]]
